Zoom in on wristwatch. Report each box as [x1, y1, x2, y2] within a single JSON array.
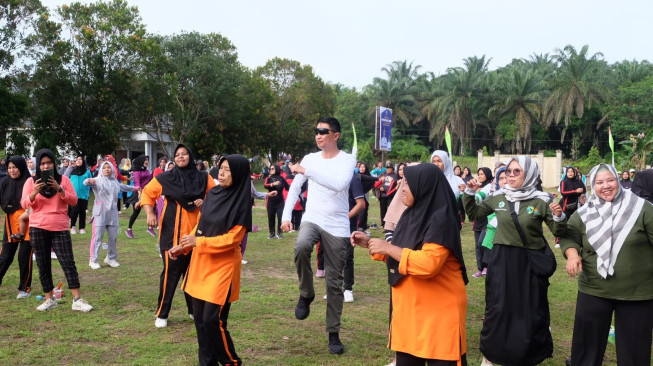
[[58, 186, 64, 193]]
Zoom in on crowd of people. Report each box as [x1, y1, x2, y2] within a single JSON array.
[[0, 116, 651, 366]]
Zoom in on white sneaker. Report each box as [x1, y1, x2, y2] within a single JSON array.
[[554, 243, 560, 249], [323, 294, 328, 300], [36, 297, 58, 311], [70, 227, 77, 234], [79, 228, 86, 234], [17, 291, 31, 299], [344, 290, 354, 303], [155, 317, 168, 328], [32, 253, 36, 261], [104, 257, 120, 268], [89, 261, 101, 270], [50, 252, 57, 259], [71, 298, 93, 312], [481, 356, 494, 366], [241, 259, 248, 265], [189, 314, 194, 320]]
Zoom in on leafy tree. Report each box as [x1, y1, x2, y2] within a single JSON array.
[[256, 57, 335, 160], [367, 60, 421, 131], [28, 0, 149, 157]]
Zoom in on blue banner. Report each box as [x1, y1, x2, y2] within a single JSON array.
[[379, 107, 392, 151]]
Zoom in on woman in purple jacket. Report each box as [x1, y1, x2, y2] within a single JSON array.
[[125, 155, 155, 239]]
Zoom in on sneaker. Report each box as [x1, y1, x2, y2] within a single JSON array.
[[70, 226, 77, 235], [481, 268, 488, 276], [267, 234, 275, 239], [17, 291, 31, 299], [344, 290, 354, 303], [294, 294, 314, 320], [32, 253, 36, 261], [481, 356, 494, 366], [50, 251, 57, 260], [79, 228, 86, 234], [328, 332, 344, 354], [323, 294, 328, 300], [472, 271, 483, 278], [189, 314, 194, 320], [147, 227, 156, 237], [554, 243, 561, 249], [36, 297, 58, 311], [125, 228, 134, 239], [276, 234, 284, 239], [155, 317, 168, 328], [316, 269, 325, 278], [241, 259, 248, 265], [104, 257, 120, 268], [71, 298, 93, 312], [89, 261, 101, 270]]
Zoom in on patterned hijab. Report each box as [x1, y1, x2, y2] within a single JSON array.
[[577, 164, 646, 279], [497, 156, 550, 203], [430, 150, 464, 197]]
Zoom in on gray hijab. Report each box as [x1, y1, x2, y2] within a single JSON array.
[[95, 161, 121, 214]]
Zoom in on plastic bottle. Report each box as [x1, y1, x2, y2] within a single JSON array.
[[36, 295, 43, 301], [608, 326, 615, 344]]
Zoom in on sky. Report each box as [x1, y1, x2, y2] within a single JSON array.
[[40, 0, 653, 89]]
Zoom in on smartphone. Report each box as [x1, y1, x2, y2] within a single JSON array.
[[40, 169, 53, 183]]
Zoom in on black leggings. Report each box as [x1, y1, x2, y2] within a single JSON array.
[[69, 198, 88, 229], [128, 206, 142, 229], [396, 352, 466, 366], [267, 204, 283, 235]]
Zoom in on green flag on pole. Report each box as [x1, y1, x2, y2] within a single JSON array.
[[445, 126, 453, 158], [351, 123, 358, 158], [609, 127, 615, 166]]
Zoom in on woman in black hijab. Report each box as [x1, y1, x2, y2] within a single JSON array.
[[559, 166, 586, 218], [632, 169, 653, 203], [351, 163, 468, 365], [263, 164, 289, 239], [141, 144, 215, 328], [471, 167, 494, 278], [170, 154, 251, 366], [0, 156, 33, 298]]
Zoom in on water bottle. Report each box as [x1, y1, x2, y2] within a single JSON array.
[[608, 326, 615, 344], [36, 295, 43, 301]]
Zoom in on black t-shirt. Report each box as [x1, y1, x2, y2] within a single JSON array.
[[349, 174, 365, 231]]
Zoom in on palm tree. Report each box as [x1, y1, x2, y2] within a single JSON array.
[[543, 45, 609, 143], [367, 60, 422, 131], [423, 56, 490, 155], [488, 66, 545, 153]]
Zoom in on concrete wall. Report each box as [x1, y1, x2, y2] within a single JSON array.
[[477, 150, 563, 188]]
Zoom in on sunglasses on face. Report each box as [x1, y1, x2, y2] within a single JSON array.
[[315, 128, 335, 135], [506, 168, 522, 177]]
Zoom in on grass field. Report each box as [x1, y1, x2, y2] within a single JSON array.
[[0, 182, 635, 365]]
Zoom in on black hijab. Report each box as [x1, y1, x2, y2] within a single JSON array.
[[388, 163, 468, 286], [561, 166, 584, 193], [156, 144, 207, 212], [632, 169, 653, 204], [478, 167, 494, 188], [33, 149, 62, 198], [131, 155, 149, 172], [195, 154, 252, 237], [70, 156, 88, 176], [0, 156, 30, 213]]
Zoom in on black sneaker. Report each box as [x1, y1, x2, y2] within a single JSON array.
[[328, 332, 344, 354], [294, 294, 314, 320], [267, 234, 275, 239], [277, 234, 284, 239]]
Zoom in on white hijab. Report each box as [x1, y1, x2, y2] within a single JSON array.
[[430, 150, 464, 197], [577, 164, 645, 278], [95, 161, 121, 213]]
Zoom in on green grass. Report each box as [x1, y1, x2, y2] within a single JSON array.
[[0, 184, 634, 365]]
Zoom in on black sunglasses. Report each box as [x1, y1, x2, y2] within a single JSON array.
[[315, 128, 336, 135]]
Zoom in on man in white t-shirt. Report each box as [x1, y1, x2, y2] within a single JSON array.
[[281, 117, 356, 355]]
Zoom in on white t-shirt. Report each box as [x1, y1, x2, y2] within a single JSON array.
[[282, 150, 356, 238]]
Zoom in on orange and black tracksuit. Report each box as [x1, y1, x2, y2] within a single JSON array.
[[0, 209, 33, 293], [141, 177, 216, 320], [182, 224, 246, 366]]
